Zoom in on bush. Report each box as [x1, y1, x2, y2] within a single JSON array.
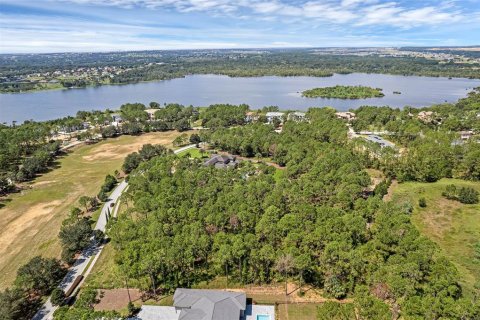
[[59, 218, 92, 255], [97, 190, 108, 202], [101, 126, 117, 138], [61, 248, 76, 265], [101, 174, 117, 193], [458, 187, 479, 204], [442, 185, 479, 204], [442, 184, 457, 200], [15, 257, 66, 295], [418, 197, 427, 208], [50, 288, 66, 306]]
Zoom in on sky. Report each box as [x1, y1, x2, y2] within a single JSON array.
[[0, 0, 479, 53]]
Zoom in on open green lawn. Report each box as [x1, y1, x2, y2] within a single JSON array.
[[0, 131, 183, 289], [177, 147, 208, 159], [389, 178, 480, 297]]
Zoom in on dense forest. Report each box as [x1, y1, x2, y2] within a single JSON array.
[[1, 89, 479, 318], [302, 85, 385, 99], [106, 97, 479, 318]]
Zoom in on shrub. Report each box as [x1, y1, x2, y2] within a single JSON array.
[[418, 197, 427, 208], [50, 288, 66, 306], [457, 187, 479, 204]]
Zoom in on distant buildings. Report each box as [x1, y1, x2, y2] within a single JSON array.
[[245, 111, 259, 123], [287, 111, 306, 122], [417, 111, 441, 124], [335, 112, 356, 121], [144, 109, 158, 121], [111, 114, 123, 127], [265, 112, 284, 124]]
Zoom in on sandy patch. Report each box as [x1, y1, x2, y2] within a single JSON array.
[[95, 288, 142, 311], [32, 180, 57, 187], [0, 200, 62, 258], [83, 133, 181, 162]]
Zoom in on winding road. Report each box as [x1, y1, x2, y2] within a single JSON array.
[[33, 144, 196, 320]]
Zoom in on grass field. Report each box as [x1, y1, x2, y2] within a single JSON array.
[[388, 178, 480, 297], [0, 131, 183, 289], [177, 147, 208, 159]]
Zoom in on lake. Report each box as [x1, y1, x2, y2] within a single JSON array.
[[1, 73, 479, 123]]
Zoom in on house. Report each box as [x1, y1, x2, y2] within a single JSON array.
[[111, 113, 123, 127], [204, 154, 240, 169], [335, 111, 356, 121], [265, 112, 284, 124], [417, 111, 434, 123], [460, 130, 473, 140], [174, 289, 246, 320], [145, 109, 158, 121], [287, 111, 306, 122], [245, 111, 259, 123], [132, 289, 275, 320]]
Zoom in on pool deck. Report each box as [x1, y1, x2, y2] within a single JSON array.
[[244, 304, 275, 320]]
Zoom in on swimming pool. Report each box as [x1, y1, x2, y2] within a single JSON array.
[[256, 315, 270, 320]]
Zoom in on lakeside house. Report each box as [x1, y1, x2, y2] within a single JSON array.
[[245, 111, 259, 123], [417, 111, 442, 124], [287, 111, 306, 122], [204, 154, 240, 169], [265, 112, 284, 124], [145, 108, 158, 121], [335, 111, 356, 121], [111, 113, 123, 127], [132, 289, 275, 320]]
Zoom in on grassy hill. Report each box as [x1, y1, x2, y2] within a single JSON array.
[[388, 178, 480, 298]]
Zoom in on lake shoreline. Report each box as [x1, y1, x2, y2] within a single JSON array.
[[1, 73, 479, 123]]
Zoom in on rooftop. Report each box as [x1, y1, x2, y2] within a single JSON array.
[[174, 289, 246, 320]]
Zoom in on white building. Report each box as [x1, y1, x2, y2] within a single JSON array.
[[265, 112, 285, 124]]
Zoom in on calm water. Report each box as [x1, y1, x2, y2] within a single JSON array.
[[1, 73, 479, 123]]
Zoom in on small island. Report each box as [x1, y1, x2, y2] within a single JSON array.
[[302, 85, 385, 99]]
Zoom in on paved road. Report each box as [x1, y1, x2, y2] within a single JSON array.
[[33, 145, 195, 319], [33, 181, 128, 320]]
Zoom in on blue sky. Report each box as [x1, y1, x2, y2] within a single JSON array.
[[0, 0, 479, 53]]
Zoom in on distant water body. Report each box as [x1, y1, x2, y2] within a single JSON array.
[[1, 73, 479, 123]]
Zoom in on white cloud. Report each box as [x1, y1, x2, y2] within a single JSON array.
[[55, 0, 476, 29]]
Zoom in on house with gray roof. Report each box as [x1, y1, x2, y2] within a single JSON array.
[[204, 154, 240, 169], [132, 289, 275, 320], [129, 288, 275, 320], [173, 289, 246, 320]]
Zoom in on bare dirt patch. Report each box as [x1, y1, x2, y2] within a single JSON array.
[[95, 288, 142, 311], [230, 282, 352, 304], [83, 132, 183, 162], [383, 179, 398, 202], [0, 200, 62, 259]]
